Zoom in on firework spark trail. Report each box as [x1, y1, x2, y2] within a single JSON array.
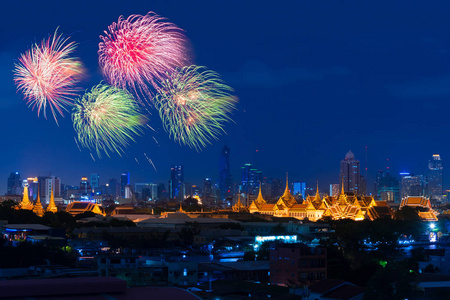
[[144, 153, 157, 172], [155, 65, 238, 150], [98, 11, 189, 103], [13, 30, 84, 123], [72, 84, 147, 158]]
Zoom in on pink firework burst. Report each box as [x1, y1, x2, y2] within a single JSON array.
[[98, 12, 189, 103], [13, 30, 84, 123]]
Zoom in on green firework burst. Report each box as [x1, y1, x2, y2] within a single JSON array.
[[155, 65, 238, 150], [72, 84, 147, 157]]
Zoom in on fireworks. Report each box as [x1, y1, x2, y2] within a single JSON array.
[[155, 65, 237, 150], [72, 84, 147, 157], [98, 12, 188, 102], [13, 30, 84, 122]]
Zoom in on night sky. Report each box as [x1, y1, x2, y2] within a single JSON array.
[[1, 1, 450, 194]]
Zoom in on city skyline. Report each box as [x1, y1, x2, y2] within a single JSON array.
[[2, 1, 450, 194]]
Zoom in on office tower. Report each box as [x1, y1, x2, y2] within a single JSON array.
[[108, 178, 120, 198], [120, 172, 130, 198], [400, 173, 423, 199], [36, 176, 61, 204], [135, 182, 158, 201], [203, 178, 212, 198], [330, 184, 340, 197], [169, 165, 183, 199], [80, 177, 90, 193], [26, 177, 38, 200], [157, 183, 166, 200], [293, 181, 306, 199], [91, 173, 100, 191], [427, 154, 443, 200], [219, 145, 232, 200], [241, 163, 261, 195], [340, 150, 361, 193], [7, 172, 22, 195]]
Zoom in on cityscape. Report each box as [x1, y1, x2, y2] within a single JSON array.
[[3, 1, 450, 300]]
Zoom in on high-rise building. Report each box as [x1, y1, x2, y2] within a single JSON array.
[[169, 165, 183, 199], [340, 150, 362, 193], [241, 163, 261, 195], [203, 178, 212, 198], [400, 173, 423, 199], [330, 184, 340, 197], [37, 176, 61, 204], [121, 172, 130, 198], [7, 172, 22, 195], [293, 181, 306, 199], [219, 145, 232, 200], [91, 173, 100, 191], [108, 178, 120, 198], [135, 182, 158, 201], [427, 154, 443, 200]]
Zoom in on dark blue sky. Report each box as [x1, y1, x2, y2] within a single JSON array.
[[1, 1, 450, 193]]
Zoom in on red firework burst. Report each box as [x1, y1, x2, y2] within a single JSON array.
[[13, 30, 84, 123], [98, 12, 189, 103]]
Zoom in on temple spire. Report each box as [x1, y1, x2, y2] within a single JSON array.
[[314, 181, 321, 202], [20, 185, 33, 210], [33, 188, 44, 217], [46, 185, 57, 213]]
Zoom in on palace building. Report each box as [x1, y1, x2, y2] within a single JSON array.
[[248, 179, 393, 221]]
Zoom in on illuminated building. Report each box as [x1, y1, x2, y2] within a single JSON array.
[[293, 181, 306, 199], [169, 165, 183, 199], [91, 173, 100, 191], [400, 173, 423, 199], [7, 172, 22, 195], [241, 163, 261, 195], [340, 150, 362, 193], [427, 154, 444, 201], [65, 201, 105, 216], [202, 178, 212, 198], [121, 172, 130, 198], [249, 178, 393, 221], [400, 196, 438, 221]]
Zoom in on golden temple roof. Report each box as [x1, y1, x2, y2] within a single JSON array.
[[20, 185, 33, 210], [33, 193, 44, 217]]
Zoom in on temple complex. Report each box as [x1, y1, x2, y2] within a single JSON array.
[[249, 179, 393, 221]]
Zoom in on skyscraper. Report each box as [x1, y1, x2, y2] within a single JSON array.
[[169, 165, 183, 199], [340, 150, 361, 193], [241, 163, 261, 194], [400, 173, 423, 199], [121, 172, 130, 198], [7, 172, 21, 195], [91, 173, 100, 191], [219, 145, 232, 200], [427, 154, 443, 200], [203, 178, 212, 198]]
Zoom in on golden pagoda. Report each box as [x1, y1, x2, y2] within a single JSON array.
[[46, 186, 58, 213], [248, 185, 267, 213], [232, 194, 247, 212], [19, 185, 34, 210], [32, 192, 45, 217]]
